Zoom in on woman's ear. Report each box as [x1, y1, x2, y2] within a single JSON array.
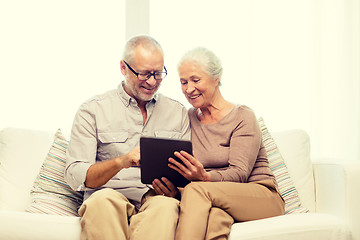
[[215, 77, 220, 87]]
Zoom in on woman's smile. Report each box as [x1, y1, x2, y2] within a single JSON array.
[[188, 94, 201, 100]]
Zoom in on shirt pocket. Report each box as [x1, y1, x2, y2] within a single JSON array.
[[97, 132, 129, 160], [154, 130, 182, 139], [98, 132, 128, 143]]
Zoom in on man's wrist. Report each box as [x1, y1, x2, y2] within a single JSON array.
[[114, 156, 125, 169]]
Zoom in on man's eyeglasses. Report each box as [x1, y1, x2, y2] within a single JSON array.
[[123, 60, 167, 81]]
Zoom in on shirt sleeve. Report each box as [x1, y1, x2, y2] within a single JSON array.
[[65, 102, 97, 191], [180, 105, 191, 141], [209, 108, 262, 182]]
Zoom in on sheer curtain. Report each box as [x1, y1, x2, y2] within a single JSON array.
[[149, 0, 360, 161]]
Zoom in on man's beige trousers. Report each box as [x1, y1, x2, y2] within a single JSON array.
[[78, 188, 180, 240]]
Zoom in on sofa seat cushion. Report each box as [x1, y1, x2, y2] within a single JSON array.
[[228, 213, 350, 240], [0, 210, 80, 240]]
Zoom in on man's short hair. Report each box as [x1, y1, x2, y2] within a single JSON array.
[[122, 35, 164, 64]]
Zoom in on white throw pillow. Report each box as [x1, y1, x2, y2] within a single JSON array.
[[272, 129, 315, 212]]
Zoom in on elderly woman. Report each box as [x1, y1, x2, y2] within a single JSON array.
[[169, 47, 284, 240]]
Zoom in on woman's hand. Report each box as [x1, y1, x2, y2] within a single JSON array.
[[152, 177, 180, 199], [169, 151, 211, 182]]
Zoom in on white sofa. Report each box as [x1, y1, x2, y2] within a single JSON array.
[[0, 127, 359, 240]]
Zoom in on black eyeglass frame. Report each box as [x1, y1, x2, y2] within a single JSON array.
[[123, 60, 167, 81]]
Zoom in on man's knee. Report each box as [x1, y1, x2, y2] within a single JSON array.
[[86, 188, 126, 204], [146, 196, 179, 212], [80, 188, 134, 216]]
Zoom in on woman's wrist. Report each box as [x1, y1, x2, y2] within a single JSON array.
[[203, 172, 212, 182]]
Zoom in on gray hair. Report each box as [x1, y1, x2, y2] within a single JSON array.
[[122, 35, 164, 64], [178, 47, 223, 83]]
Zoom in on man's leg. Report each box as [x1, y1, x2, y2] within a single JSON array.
[[78, 188, 136, 240], [129, 192, 180, 240]]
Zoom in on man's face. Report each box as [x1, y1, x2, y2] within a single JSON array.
[[121, 46, 164, 103]]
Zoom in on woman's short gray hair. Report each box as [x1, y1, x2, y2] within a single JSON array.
[[178, 47, 223, 83], [122, 35, 164, 64]]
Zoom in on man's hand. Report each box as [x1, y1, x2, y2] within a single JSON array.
[[152, 177, 180, 199], [118, 146, 140, 168], [85, 146, 140, 188]]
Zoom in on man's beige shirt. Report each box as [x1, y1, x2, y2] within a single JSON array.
[[65, 82, 191, 207]]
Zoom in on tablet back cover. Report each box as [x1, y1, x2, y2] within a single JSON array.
[[140, 137, 191, 188]]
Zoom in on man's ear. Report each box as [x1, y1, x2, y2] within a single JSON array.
[[120, 60, 126, 76]]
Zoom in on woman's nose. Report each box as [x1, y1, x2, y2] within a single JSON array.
[[186, 82, 195, 93]]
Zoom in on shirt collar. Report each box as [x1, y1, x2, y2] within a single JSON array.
[[117, 81, 158, 107]]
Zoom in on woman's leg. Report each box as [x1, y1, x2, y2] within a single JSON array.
[[175, 180, 284, 240], [205, 207, 234, 240]]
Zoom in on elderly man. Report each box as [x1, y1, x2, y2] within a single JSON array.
[[65, 35, 190, 240]]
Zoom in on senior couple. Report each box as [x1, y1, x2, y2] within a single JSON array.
[[65, 35, 284, 240]]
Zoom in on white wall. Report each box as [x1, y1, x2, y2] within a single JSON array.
[[1, 0, 359, 161], [150, 0, 360, 161], [0, 0, 125, 134]]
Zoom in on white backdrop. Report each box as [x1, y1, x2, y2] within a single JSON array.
[[0, 0, 126, 133], [1, 0, 359, 161], [151, 0, 360, 161]]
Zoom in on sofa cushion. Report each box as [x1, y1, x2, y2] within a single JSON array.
[[26, 129, 83, 216], [228, 213, 350, 240], [0, 210, 81, 240], [258, 118, 309, 214], [0, 128, 54, 211], [272, 129, 315, 212]]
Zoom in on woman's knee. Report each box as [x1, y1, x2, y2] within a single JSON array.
[[182, 182, 210, 197]]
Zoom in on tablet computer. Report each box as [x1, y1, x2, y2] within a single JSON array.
[[140, 136, 192, 188]]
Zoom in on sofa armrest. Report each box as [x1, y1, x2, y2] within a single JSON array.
[[313, 160, 360, 240]]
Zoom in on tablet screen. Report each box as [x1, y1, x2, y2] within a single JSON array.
[[140, 136, 192, 188]]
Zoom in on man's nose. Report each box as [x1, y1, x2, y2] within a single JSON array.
[[145, 75, 157, 86]]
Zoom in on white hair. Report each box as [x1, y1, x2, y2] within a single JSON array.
[[178, 47, 223, 83], [122, 35, 164, 64]]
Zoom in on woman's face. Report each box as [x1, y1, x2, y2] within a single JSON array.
[[178, 61, 219, 109]]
